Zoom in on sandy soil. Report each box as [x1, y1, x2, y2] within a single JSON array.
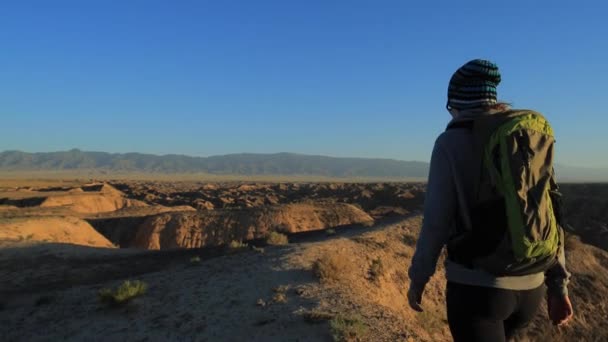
[[0, 216, 115, 248], [2, 214, 606, 341]]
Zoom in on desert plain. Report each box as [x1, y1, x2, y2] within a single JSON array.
[[0, 177, 606, 341]]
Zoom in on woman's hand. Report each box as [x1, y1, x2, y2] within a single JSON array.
[[547, 294, 573, 326], [407, 281, 426, 312]]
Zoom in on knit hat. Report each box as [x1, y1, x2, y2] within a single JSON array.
[[447, 59, 501, 110]]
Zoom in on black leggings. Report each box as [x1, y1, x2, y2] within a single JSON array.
[[446, 282, 544, 342]]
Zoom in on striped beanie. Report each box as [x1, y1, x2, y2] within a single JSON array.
[[447, 59, 501, 110]]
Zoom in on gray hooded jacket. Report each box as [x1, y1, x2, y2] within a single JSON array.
[[408, 110, 570, 296]]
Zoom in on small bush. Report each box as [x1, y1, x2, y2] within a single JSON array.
[[330, 314, 368, 341], [325, 228, 337, 236], [266, 231, 289, 246], [256, 298, 266, 307], [270, 284, 290, 303], [313, 254, 352, 283], [189, 256, 201, 265], [99, 280, 147, 306], [402, 233, 417, 247], [272, 292, 288, 304], [369, 257, 385, 281], [228, 240, 248, 249], [252, 245, 265, 254], [273, 284, 290, 293]]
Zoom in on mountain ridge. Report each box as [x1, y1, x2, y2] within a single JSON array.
[[1, 149, 606, 181], [0, 149, 428, 178]]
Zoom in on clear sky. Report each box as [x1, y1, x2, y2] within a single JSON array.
[[1, 0, 607, 167]]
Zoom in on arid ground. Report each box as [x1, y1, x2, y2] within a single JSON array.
[[0, 179, 606, 341]]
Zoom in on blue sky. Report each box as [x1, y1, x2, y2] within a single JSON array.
[[1, 0, 607, 167]]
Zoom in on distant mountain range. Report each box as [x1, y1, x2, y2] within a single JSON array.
[[0, 149, 429, 178], [0, 149, 605, 181]]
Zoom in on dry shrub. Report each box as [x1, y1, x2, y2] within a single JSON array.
[[313, 254, 353, 283], [273, 284, 290, 293], [272, 292, 288, 304], [402, 233, 417, 247], [564, 232, 583, 252], [228, 240, 248, 249], [368, 257, 385, 281], [266, 231, 289, 245], [256, 298, 266, 307], [272, 284, 289, 303], [252, 245, 265, 254]]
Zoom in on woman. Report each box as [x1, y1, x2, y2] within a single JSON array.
[[407, 59, 573, 342]]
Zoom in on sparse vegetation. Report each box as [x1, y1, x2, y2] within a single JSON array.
[[368, 257, 385, 281], [16, 234, 34, 242], [98, 280, 147, 306], [270, 284, 289, 303], [416, 310, 445, 335], [189, 256, 201, 265], [402, 233, 417, 247], [266, 231, 289, 245], [330, 314, 368, 342], [228, 240, 248, 249], [226, 240, 249, 254], [325, 228, 337, 236], [273, 284, 290, 293], [272, 292, 287, 304], [312, 254, 352, 283], [252, 245, 265, 254]]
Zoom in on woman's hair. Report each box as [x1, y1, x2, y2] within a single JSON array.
[[486, 102, 512, 112]]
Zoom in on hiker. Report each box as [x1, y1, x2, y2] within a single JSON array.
[[407, 59, 573, 342]]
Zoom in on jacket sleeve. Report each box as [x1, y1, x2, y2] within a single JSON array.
[[545, 174, 571, 297], [545, 235, 570, 297], [408, 138, 457, 287]]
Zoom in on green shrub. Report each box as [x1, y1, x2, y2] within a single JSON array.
[[99, 280, 147, 306], [266, 231, 289, 245], [325, 228, 337, 236], [189, 256, 201, 265], [330, 314, 368, 341]]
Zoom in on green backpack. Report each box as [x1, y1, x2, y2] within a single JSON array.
[[447, 110, 563, 276]]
